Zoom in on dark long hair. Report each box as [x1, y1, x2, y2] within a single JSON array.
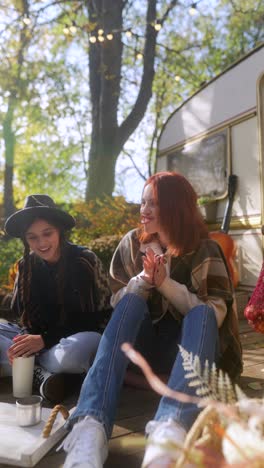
[[18, 216, 68, 327], [138, 171, 208, 255]]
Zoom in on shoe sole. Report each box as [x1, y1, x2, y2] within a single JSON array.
[[40, 373, 66, 404], [40, 373, 85, 404]]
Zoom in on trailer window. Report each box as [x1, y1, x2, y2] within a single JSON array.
[[168, 129, 227, 199]]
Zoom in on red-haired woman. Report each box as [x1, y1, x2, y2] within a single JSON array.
[[61, 172, 242, 468]]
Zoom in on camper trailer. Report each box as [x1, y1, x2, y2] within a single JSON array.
[[157, 43, 264, 305]]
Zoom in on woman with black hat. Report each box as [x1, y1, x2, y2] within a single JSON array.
[[0, 194, 112, 403]]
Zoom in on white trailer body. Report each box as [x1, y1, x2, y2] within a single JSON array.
[[157, 44, 264, 296]]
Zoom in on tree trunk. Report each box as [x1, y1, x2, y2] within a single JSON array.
[[85, 0, 123, 199], [86, 142, 118, 199], [84, 0, 177, 199]]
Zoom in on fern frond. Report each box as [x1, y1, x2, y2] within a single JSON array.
[[178, 345, 244, 405], [224, 372, 237, 403], [185, 372, 198, 379], [196, 386, 211, 397], [203, 360, 210, 383], [234, 384, 247, 401], [209, 363, 218, 396], [218, 370, 226, 402], [188, 379, 205, 387]]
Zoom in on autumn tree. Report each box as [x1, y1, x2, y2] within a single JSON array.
[[0, 0, 89, 218]]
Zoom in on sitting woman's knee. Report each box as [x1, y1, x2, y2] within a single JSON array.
[[186, 304, 217, 323], [41, 332, 101, 373], [59, 332, 101, 372], [115, 293, 149, 318]]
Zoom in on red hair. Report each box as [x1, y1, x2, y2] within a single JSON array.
[[138, 171, 208, 255]]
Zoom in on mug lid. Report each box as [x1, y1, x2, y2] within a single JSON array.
[[16, 395, 43, 406]]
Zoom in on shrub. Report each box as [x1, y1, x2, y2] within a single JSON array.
[[87, 235, 121, 269], [0, 232, 23, 294], [69, 196, 140, 269], [69, 195, 139, 243]]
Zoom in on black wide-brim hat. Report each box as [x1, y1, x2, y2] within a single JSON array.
[[4, 194, 76, 238]]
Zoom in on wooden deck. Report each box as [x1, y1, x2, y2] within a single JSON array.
[[0, 319, 263, 468]]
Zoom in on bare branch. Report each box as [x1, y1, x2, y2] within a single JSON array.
[[123, 150, 147, 181], [118, 0, 160, 150], [159, 0, 178, 26]]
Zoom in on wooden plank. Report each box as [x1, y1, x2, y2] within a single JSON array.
[[242, 338, 264, 349], [239, 374, 264, 398], [112, 413, 154, 438], [239, 331, 263, 344], [242, 361, 264, 377], [238, 320, 255, 334], [106, 449, 144, 468], [106, 431, 146, 468], [243, 348, 264, 366], [109, 431, 145, 454]]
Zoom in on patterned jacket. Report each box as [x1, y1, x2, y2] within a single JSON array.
[[110, 229, 243, 379]]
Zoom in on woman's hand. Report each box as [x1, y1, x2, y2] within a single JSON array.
[[141, 247, 156, 284], [141, 247, 167, 287], [7, 334, 45, 364], [152, 254, 167, 287]]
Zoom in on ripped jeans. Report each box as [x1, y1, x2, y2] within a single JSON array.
[[0, 322, 101, 377]]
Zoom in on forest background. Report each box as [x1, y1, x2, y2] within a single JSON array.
[[0, 0, 264, 290]]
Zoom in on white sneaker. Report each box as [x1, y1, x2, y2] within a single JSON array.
[[62, 416, 108, 468], [141, 419, 187, 468]]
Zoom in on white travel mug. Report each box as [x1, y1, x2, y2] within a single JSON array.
[[12, 355, 35, 398]]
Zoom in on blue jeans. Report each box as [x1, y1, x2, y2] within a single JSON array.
[[0, 322, 101, 376], [67, 293, 220, 436]]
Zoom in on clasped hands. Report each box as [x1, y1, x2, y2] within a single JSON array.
[[7, 334, 45, 364], [141, 247, 167, 288]]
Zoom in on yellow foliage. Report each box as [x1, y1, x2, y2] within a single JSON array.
[[70, 195, 140, 243], [68, 196, 140, 269], [8, 261, 19, 289]]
